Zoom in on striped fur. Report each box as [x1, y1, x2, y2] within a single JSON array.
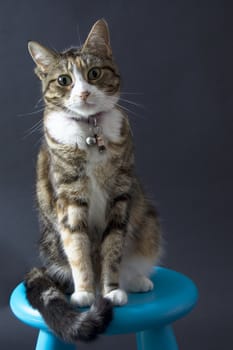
[[25, 19, 161, 343]]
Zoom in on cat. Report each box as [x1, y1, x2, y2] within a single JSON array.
[[24, 19, 161, 343]]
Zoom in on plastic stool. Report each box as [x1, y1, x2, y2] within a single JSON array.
[[10, 267, 198, 350]]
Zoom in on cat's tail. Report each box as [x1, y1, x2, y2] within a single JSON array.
[[24, 268, 113, 343]]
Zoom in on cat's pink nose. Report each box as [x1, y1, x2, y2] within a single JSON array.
[[80, 91, 90, 101]]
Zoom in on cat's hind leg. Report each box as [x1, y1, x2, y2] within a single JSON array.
[[120, 255, 155, 292], [123, 274, 154, 293], [120, 198, 162, 293]]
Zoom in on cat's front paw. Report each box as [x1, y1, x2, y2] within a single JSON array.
[[105, 289, 128, 306], [70, 291, 95, 307]]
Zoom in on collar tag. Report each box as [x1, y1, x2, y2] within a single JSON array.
[[85, 113, 106, 152]]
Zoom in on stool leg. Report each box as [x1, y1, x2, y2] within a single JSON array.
[[136, 325, 178, 350], [35, 330, 76, 350]]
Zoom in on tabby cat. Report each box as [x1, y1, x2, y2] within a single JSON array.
[[25, 19, 161, 342]]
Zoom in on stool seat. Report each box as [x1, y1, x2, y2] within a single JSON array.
[[10, 267, 198, 349]]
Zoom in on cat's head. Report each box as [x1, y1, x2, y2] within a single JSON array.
[[28, 19, 120, 118]]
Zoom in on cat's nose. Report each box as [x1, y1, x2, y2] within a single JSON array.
[[80, 91, 90, 101]]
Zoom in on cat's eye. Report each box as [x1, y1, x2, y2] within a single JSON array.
[[88, 67, 101, 81], [57, 75, 73, 86]]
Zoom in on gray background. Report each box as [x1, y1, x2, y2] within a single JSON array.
[[0, 0, 232, 349]]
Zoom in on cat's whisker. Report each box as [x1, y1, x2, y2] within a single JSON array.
[[116, 103, 143, 118], [120, 92, 144, 95], [34, 97, 45, 109], [23, 119, 43, 139], [119, 97, 145, 109], [25, 121, 43, 136], [17, 107, 45, 117], [34, 134, 44, 147]]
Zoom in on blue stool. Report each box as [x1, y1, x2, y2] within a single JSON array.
[[10, 267, 198, 350]]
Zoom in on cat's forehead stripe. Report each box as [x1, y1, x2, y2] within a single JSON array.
[[67, 59, 73, 71], [75, 56, 82, 70]]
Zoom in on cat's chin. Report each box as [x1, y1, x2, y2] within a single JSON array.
[[67, 107, 99, 119], [65, 97, 118, 119]]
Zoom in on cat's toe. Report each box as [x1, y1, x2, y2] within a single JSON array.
[[105, 289, 128, 306], [126, 276, 154, 292], [70, 291, 95, 307], [140, 277, 154, 292]]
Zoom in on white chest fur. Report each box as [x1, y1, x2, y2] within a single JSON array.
[[45, 108, 123, 149], [45, 109, 123, 233]]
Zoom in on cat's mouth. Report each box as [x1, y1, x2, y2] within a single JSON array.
[[66, 100, 96, 112], [65, 100, 100, 118]]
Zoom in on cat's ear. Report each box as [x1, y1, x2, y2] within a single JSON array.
[[28, 41, 58, 75], [81, 19, 112, 58]]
